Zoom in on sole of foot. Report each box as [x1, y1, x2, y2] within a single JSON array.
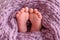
[[16, 7, 29, 32], [29, 8, 42, 32]]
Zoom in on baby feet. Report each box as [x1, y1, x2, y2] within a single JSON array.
[[29, 8, 42, 32], [16, 7, 42, 32], [16, 7, 29, 32]]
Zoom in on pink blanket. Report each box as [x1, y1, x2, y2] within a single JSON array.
[[0, 0, 60, 40]]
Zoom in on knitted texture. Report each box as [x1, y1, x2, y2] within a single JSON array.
[[0, 0, 60, 40]]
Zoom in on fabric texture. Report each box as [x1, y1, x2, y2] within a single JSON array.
[[0, 0, 60, 40]]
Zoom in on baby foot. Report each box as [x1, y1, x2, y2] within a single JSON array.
[[16, 7, 29, 32], [29, 8, 42, 32]]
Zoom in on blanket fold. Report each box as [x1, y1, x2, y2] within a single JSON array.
[[0, 0, 60, 40]]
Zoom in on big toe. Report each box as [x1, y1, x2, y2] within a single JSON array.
[[29, 8, 34, 20], [29, 8, 34, 13]]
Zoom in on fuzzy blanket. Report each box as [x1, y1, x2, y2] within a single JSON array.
[[0, 0, 60, 40]]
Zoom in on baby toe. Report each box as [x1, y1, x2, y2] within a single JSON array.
[[20, 8, 25, 13], [29, 8, 34, 14], [25, 7, 29, 12], [16, 11, 20, 17]]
